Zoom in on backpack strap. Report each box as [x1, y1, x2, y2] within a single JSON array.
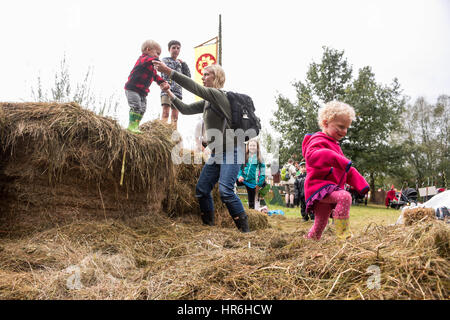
[[205, 100, 231, 129]]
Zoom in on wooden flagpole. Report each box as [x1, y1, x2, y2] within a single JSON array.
[[218, 14, 222, 65]]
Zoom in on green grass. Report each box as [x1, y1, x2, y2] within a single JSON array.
[[240, 194, 402, 234]]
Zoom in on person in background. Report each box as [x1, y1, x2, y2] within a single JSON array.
[[282, 159, 297, 208], [237, 138, 266, 210], [385, 185, 397, 209], [160, 40, 191, 129], [295, 161, 312, 221]]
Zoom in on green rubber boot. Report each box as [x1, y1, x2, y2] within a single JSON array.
[[334, 218, 353, 241], [127, 112, 143, 134]]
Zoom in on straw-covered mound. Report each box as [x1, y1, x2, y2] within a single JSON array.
[[0, 102, 448, 300], [0, 103, 174, 235], [403, 207, 436, 226], [0, 214, 448, 299], [0, 102, 234, 236]]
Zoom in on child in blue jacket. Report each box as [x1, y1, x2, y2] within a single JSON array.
[[237, 139, 266, 209]]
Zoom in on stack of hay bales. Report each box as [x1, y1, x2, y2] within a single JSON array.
[[0, 102, 232, 236]]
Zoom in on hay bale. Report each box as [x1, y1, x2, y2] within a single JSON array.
[[403, 207, 435, 226], [0, 104, 5, 134], [0, 102, 233, 235], [0, 102, 175, 191], [161, 149, 226, 218], [247, 209, 270, 230], [0, 102, 187, 236]]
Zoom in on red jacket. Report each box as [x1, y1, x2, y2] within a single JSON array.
[[124, 54, 165, 97], [302, 132, 369, 213], [385, 189, 397, 206]]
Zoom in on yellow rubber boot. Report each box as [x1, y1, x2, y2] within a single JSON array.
[[334, 218, 353, 241]]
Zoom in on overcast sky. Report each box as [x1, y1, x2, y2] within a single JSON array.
[[1, 0, 449, 148]]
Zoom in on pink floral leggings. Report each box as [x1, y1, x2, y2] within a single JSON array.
[[306, 190, 352, 240]]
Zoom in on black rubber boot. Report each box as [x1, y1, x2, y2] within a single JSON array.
[[233, 212, 250, 233], [301, 210, 309, 221], [201, 212, 215, 226]]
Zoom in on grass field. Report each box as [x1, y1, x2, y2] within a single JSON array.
[[239, 193, 402, 234]]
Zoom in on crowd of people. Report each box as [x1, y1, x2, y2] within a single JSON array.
[[124, 39, 371, 239]]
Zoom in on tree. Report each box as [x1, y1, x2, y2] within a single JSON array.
[[402, 95, 450, 188], [271, 46, 407, 197], [271, 47, 352, 163], [344, 67, 406, 194]]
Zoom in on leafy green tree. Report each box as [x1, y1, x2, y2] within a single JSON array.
[[435, 95, 450, 188], [271, 46, 407, 198], [307, 47, 353, 102], [402, 95, 450, 188], [344, 67, 406, 194], [271, 47, 352, 163]]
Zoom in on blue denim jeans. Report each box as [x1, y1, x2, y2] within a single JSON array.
[[195, 147, 245, 218]]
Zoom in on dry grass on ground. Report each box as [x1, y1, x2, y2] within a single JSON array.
[[0, 212, 448, 300], [0, 102, 448, 300]]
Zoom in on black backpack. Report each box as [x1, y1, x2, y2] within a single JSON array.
[[209, 91, 261, 141]]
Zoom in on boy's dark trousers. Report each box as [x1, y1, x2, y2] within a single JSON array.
[[300, 197, 307, 219], [245, 185, 256, 209]]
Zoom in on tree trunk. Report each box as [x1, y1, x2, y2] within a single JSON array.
[[369, 172, 376, 203]]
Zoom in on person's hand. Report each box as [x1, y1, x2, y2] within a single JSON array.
[[238, 176, 244, 183], [255, 185, 260, 193], [177, 59, 183, 64], [161, 86, 176, 101], [153, 60, 171, 75], [160, 82, 170, 91]]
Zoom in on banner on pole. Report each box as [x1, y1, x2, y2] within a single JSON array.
[[194, 38, 218, 100]]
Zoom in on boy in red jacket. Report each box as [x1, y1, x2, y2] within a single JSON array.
[[302, 101, 369, 240], [385, 185, 397, 208], [124, 40, 169, 133]]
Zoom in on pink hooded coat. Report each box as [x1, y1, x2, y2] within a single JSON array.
[[302, 132, 369, 213]]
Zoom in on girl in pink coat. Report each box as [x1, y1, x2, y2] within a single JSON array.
[[302, 101, 369, 240]]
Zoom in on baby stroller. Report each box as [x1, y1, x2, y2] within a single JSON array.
[[390, 188, 418, 209]]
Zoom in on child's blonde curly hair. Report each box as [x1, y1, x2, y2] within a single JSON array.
[[141, 39, 161, 53], [318, 101, 356, 129]]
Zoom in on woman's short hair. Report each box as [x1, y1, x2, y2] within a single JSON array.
[[141, 40, 161, 53], [204, 64, 226, 89], [318, 101, 356, 129]]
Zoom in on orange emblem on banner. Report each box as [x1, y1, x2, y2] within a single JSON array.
[[196, 53, 217, 75]]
